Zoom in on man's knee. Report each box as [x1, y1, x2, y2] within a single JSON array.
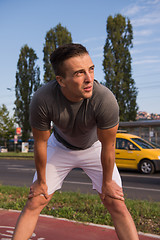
[[25, 194, 53, 212], [101, 196, 128, 217]]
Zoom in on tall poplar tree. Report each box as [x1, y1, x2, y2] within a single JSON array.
[[43, 23, 72, 83], [0, 104, 15, 146], [103, 14, 138, 121], [15, 44, 41, 141]]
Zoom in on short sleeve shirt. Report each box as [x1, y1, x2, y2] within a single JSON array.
[[30, 80, 119, 149]]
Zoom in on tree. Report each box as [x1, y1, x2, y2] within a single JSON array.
[[43, 23, 72, 83], [103, 14, 138, 121], [15, 44, 41, 141], [0, 104, 15, 146]]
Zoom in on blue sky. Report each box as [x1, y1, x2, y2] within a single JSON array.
[[0, 0, 160, 116]]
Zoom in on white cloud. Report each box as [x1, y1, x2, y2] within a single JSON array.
[[134, 29, 153, 37], [131, 49, 144, 54], [133, 37, 160, 45], [132, 13, 160, 27], [146, 0, 160, 5], [122, 3, 145, 16], [81, 36, 105, 44], [131, 46, 160, 54], [124, 5, 142, 15], [133, 58, 160, 65], [122, 0, 160, 27]]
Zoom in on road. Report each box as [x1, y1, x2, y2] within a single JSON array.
[[0, 159, 160, 201]]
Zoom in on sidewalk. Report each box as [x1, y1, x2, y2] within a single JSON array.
[[0, 209, 160, 240]]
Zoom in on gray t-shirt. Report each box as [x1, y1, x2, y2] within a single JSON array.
[[29, 79, 119, 149]]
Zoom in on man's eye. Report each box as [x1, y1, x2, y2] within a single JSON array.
[[89, 67, 94, 72], [75, 71, 84, 77]]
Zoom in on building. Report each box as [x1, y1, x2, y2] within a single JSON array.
[[136, 111, 160, 121], [119, 120, 160, 147]]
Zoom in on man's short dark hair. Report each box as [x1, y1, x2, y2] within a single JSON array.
[[50, 43, 88, 77]]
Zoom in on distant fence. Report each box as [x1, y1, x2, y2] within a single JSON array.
[[7, 139, 34, 152]]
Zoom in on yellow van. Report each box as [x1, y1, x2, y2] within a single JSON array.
[[115, 133, 160, 174]]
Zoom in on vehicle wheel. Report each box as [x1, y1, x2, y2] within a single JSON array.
[[139, 159, 155, 174]]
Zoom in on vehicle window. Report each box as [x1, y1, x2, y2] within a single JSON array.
[[151, 142, 160, 148], [131, 138, 155, 149], [116, 138, 139, 150]]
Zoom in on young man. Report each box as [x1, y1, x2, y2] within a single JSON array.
[[13, 43, 139, 240]]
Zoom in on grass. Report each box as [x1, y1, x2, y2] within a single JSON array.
[[0, 152, 34, 158], [0, 185, 159, 235]]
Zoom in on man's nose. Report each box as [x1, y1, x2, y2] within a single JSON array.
[[84, 72, 93, 82]]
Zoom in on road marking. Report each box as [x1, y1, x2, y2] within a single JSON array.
[[64, 181, 92, 185], [7, 165, 24, 167], [7, 167, 35, 171], [123, 186, 160, 192], [82, 170, 160, 179], [120, 173, 160, 179], [64, 180, 160, 192], [0, 226, 14, 239], [0, 226, 45, 239], [0, 226, 14, 229]]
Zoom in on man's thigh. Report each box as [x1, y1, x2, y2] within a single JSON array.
[[33, 136, 76, 195], [79, 141, 122, 194]]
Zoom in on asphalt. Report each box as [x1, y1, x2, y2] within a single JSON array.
[[0, 209, 160, 240]]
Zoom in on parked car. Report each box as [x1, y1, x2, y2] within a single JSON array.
[[0, 146, 8, 153], [115, 133, 160, 174]]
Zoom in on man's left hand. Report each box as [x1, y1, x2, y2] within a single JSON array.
[[102, 180, 124, 201]]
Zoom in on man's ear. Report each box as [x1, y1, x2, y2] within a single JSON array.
[[56, 76, 66, 87]]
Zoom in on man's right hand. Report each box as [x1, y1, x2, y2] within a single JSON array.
[[28, 180, 49, 199]]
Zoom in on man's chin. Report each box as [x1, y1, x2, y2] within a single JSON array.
[[83, 91, 93, 99]]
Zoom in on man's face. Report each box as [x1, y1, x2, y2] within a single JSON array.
[[56, 54, 94, 102]]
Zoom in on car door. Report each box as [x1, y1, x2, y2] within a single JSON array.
[[115, 138, 140, 169]]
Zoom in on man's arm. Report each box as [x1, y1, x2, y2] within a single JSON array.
[[28, 127, 51, 199], [97, 124, 124, 201]]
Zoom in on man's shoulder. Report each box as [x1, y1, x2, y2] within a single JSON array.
[[30, 80, 60, 110], [35, 80, 58, 96], [93, 80, 115, 100], [91, 81, 119, 129], [91, 79, 119, 112], [32, 80, 59, 103]]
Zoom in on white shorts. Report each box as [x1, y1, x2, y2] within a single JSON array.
[[33, 133, 122, 195]]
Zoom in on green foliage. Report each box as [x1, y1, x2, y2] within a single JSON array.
[[14, 44, 41, 141], [43, 23, 72, 83], [0, 104, 15, 145], [103, 14, 138, 121], [0, 151, 34, 158], [0, 185, 159, 235]]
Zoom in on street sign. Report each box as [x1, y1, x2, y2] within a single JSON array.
[[16, 127, 21, 135], [22, 142, 29, 153]]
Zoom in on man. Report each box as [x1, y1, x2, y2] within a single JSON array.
[[13, 43, 139, 240]]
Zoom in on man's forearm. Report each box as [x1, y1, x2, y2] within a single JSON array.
[[101, 146, 115, 184], [97, 125, 118, 184], [34, 141, 48, 184]]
